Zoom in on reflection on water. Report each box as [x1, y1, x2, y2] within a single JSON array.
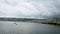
[[0, 21, 60, 34]]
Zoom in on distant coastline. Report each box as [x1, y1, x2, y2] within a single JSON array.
[[0, 17, 60, 25]]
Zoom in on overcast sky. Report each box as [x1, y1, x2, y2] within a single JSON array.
[[0, 0, 60, 19]]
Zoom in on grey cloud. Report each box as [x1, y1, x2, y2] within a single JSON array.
[[0, 0, 60, 19], [4, 0, 17, 6]]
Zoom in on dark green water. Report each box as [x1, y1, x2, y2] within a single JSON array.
[[0, 21, 60, 34]]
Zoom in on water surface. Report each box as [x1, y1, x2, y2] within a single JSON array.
[[0, 21, 60, 34]]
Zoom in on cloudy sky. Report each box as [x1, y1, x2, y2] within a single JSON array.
[[0, 0, 60, 19]]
